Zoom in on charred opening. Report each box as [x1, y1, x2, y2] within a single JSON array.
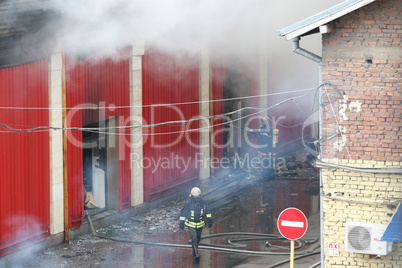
[[82, 118, 120, 214]]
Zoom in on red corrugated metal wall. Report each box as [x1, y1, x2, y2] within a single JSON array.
[[65, 57, 85, 229], [0, 60, 50, 256], [142, 47, 200, 201], [65, 49, 131, 228]]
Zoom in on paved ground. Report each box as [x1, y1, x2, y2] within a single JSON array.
[[7, 150, 321, 268]]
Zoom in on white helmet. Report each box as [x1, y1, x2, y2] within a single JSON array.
[[191, 187, 201, 198]]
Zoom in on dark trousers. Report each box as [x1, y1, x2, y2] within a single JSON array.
[[188, 227, 203, 247]]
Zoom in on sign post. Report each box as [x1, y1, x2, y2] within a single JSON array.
[[277, 208, 308, 268]]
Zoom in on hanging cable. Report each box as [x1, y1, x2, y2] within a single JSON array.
[[79, 106, 268, 137], [315, 160, 402, 174], [0, 87, 317, 134], [0, 106, 265, 133], [0, 86, 317, 110], [324, 91, 352, 159], [322, 194, 402, 206]]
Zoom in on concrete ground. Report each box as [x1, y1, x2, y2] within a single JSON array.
[[4, 150, 322, 268]]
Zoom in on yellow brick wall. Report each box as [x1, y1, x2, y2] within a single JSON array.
[[322, 159, 402, 267]]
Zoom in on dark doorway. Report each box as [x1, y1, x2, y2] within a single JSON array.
[[222, 64, 251, 158], [82, 118, 120, 213]]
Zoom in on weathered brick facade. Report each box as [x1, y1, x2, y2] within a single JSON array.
[[321, 0, 402, 266]]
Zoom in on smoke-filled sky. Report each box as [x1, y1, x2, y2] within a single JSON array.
[[36, 0, 343, 117], [38, 0, 343, 57], [3, 0, 344, 67], [4, 0, 344, 117]]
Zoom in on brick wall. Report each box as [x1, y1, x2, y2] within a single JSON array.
[[322, 160, 402, 267], [320, 0, 402, 266], [321, 0, 402, 161]]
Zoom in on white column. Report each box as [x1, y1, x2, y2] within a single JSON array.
[[131, 42, 144, 206], [259, 32, 268, 109], [49, 47, 64, 234], [199, 40, 211, 180]]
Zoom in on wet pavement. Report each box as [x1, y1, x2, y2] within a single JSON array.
[[12, 151, 321, 268]]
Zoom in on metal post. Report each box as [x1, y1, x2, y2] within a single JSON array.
[[290, 240, 295, 268], [318, 62, 324, 268]]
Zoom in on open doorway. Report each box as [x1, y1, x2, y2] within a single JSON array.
[[222, 64, 251, 158], [82, 118, 120, 214]]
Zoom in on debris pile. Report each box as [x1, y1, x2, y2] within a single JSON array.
[[95, 203, 184, 240], [275, 149, 318, 181]]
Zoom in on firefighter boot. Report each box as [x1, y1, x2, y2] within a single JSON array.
[[192, 245, 200, 263]]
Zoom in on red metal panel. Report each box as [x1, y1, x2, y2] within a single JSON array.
[[142, 47, 200, 201], [65, 57, 85, 229], [80, 49, 131, 127], [0, 60, 50, 256], [65, 49, 131, 228], [78, 49, 131, 211], [118, 116, 131, 211]]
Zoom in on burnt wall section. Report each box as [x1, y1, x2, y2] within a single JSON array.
[[65, 51, 132, 229], [321, 0, 402, 162]]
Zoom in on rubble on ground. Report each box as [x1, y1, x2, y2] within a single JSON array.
[[96, 201, 184, 238], [275, 149, 319, 181]]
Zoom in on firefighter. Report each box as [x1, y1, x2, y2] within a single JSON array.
[[179, 187, 213, 263], [246, 115, 273, 156], [246, 116, 276, 178]]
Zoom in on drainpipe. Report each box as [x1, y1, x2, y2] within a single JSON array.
[[317, 61, 325, 268], [291, 37, 322, 63], [291, 36, 324, 267]]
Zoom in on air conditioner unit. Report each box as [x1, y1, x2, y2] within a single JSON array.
[[345, 222, 393, 255]]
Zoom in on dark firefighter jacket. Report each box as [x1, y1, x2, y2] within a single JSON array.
[[180, 197, 212, 229], [247, 125, 272, 155]]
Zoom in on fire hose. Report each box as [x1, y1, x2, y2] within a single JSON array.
[[86, 214, 320, 258]]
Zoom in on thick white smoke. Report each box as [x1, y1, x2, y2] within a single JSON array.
[[39, 0, 343, 118], [40, 0, 341, 61], [3, 0, 343, 63], [42, 0, 272, 58], [0, 0, 342, 118]]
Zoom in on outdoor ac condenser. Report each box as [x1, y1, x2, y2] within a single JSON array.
[[345, 222, 393, 255]]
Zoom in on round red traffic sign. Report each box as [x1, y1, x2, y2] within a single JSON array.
[[277, 207, 308, 240]]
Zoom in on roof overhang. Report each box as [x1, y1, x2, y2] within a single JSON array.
[[381, 203, 402, 242], [276, 0, 376, 40]]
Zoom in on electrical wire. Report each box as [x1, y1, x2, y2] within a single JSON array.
[[315, 160, 402, 174], [0, 106, 266, 133], [324, 91, 352, 159], [80, 106, 268, 137], [118, 89, 313, 135], [322, 194, 402, 206], [0, 82, 353, 136], [0, 87, 317, 110], [0, 87, 317, 134]]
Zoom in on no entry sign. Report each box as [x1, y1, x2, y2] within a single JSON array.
[[277, 207, 308, 240]]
